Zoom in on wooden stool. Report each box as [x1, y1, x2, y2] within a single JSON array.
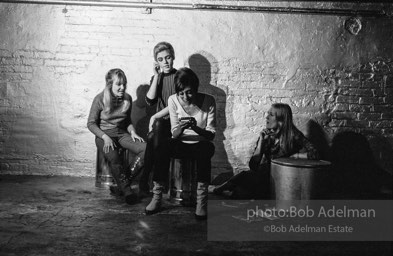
[[168, 158, 197, 206], [95, 148, 129, 188]]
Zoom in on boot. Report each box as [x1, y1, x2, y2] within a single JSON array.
[[111, 164, 137, 205], [128, 156, 144, 182], [109, 184, 123, 196], [145, 181, 164, 215], [195, 182, 208, 220]]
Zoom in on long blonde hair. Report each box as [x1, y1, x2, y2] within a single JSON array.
[[103, 68, 130, 113], [272, 103, 300, 155]]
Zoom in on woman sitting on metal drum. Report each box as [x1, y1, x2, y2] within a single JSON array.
[[211, 103, 319, 199], [145, 67, 216, 220], [87, 68, 146, 204]]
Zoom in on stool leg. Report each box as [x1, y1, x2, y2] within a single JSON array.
[[195, 182, 208, 220]]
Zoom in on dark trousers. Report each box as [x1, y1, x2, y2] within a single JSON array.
[[153, 139, 215, 184], [229, 168, 270, 199], [140, 119, 171, 185], [95, 128, 146, 190]]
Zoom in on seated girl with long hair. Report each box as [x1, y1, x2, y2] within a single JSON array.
[[211, 103, 319, 199], [87, 68, 146, 204]]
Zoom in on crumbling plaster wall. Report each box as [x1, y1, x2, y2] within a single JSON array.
[[0, 2, 392, 176]]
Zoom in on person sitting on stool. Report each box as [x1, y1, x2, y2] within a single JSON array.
[[145, 67, 216, 220], [139, 42, 177, 195], [87, 68, 146, 204]]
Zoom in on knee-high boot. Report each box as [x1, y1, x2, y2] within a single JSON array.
[[195, 182, 208, 220], [145, 181, 164, 215], [128, 156, 144, 182], [111, 163, 138, 204]]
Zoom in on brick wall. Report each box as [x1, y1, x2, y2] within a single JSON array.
[[0, 2, 392, 177]]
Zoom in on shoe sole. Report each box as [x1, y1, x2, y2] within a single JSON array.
[[194, 214, 207, 220]]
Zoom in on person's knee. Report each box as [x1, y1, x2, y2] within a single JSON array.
[[106, 153, 122, 165], [147, 130, 155, 143], [99, 146, 120, 163], [152, 119, 165, 132]]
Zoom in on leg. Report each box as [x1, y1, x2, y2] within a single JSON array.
[[170, 140, 215, 219], [193, 141, 215, 183], [95, 137, 137, 204], [193, 141, 215, 220], [145, 136, 173, 215], [140, 119, 171, 192], [118, 134, 146, 182]]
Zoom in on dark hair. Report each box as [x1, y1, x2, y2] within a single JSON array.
[[105, 68, 127, 88], [174, 67, 199, 94], [153, 42, 175, 61], [271, 103, 300, 155]]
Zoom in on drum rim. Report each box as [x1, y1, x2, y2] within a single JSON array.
[[271, 157, 331, 168]]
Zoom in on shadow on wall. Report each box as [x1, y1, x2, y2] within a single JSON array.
[[133, 84, 155, 141], [306, 119, 331, 161], [186, 52, 234, 178], [368, 135, 393, 176], [329, 131, 392, 199]]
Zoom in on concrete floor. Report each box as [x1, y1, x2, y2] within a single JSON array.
[[0, 175, 391, 256]]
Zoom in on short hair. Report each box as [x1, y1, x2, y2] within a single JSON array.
[[174, 67, 199, 94], [153, 42, 175, 61], [105, 68, 127, 88]]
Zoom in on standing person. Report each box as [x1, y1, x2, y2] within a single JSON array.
[[145, 67, 216, 220], [139, 42, 177, 194], [210, 103, 319, 199], [87, 68, 146, 204]]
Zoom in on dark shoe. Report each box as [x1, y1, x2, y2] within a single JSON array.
[[109, 185, 124, 196], [213, 180, 234, 195]]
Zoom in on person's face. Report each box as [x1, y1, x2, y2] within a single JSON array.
[[178, 86, 196, 105], [111, 75, 126, 98], [266, 107, 279, 130], [156, 50, 174, 73]]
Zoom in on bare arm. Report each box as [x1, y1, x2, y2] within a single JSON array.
[[149, 107, 170, 131], [146, 63, 160, 105]]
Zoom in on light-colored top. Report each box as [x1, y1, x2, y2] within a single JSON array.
[[168, 93, 216, 144]]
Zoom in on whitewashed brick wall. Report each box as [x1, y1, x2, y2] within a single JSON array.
[[0, 2, 392, 176]]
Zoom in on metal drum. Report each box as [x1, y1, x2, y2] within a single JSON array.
[[95, 150, 114, 188], [270, 158, 331, 210], [95, 149, 130, 188], [168, 158, 197, 206]]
